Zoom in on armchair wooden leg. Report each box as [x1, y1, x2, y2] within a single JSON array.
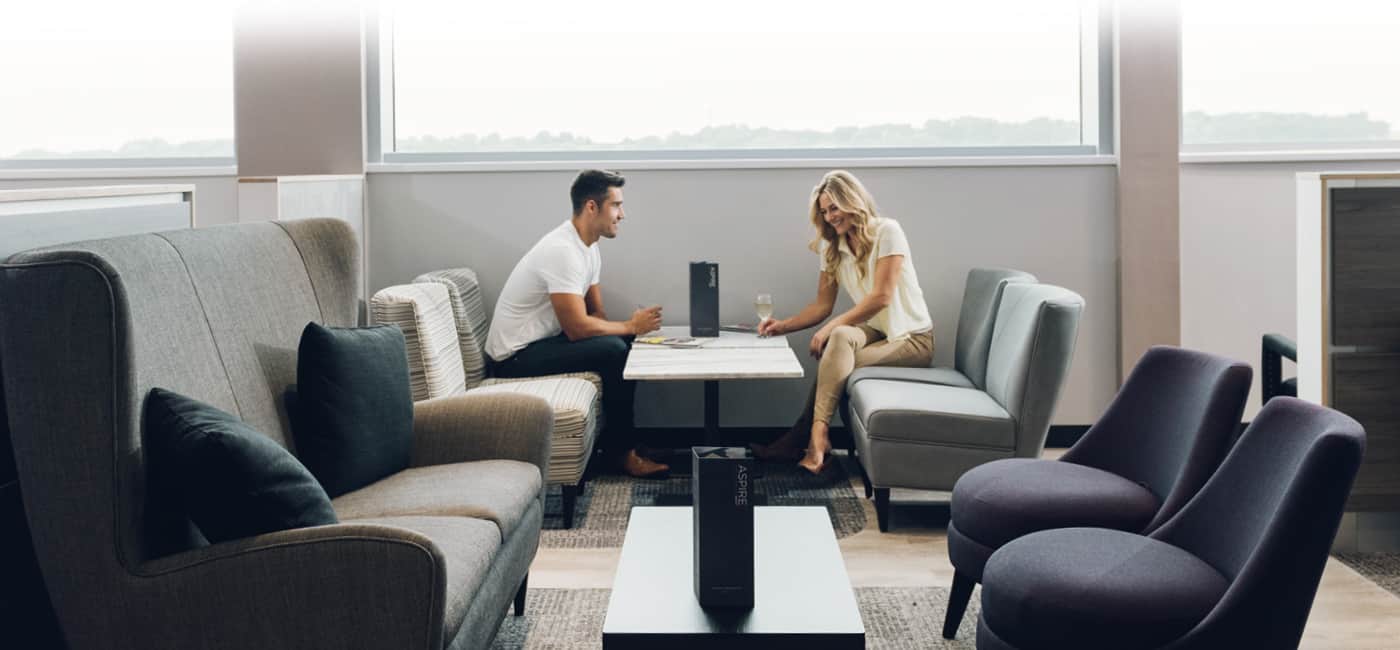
[[562, 484, 580, 530], [513, 573, 528, 617], [943, 569, 975, 639], [874, 488, 891, 532]]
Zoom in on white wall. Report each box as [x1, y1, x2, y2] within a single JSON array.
[[0, 176, 239, 227], [367, 164, 1120, 428], [1179, 158, 1400, 418]]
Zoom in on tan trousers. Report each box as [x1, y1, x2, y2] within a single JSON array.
[[794, 325, 935, 433]]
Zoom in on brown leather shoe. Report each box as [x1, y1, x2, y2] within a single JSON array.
[[634, 443, 671, 462], [622, 449, 670, 479]]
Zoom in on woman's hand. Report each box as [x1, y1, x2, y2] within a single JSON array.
[[809, 326, 832, 359], [758, 317, 787, 337]]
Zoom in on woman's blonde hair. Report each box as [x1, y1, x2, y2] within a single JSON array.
[[809, 170, 880, 280]]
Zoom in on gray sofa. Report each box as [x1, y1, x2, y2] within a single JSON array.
[[842, 268, 1036, 494], [0, 219, 552, 649], [845, 281, 1084, 531], [848, 268, 1037, 395]]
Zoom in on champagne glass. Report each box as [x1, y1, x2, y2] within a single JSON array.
[[755, 293, 773, 334]]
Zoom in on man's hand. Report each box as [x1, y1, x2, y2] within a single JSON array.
[[629, 306, 663, 335], [758, 317, 787, 337], [809, 326, 832, 359]]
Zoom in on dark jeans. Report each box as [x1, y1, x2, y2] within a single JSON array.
[[493, 333, 637, 453]]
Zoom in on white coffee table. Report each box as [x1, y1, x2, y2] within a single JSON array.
[[624, 325, 804, 444], [603, 506, 864, 649]]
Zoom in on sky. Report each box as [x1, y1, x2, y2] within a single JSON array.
[[0, 0, 1398, 157], [0, 0, 235, 156], [1180, 0, 1400, 133], [390, 0, 1084, 143]]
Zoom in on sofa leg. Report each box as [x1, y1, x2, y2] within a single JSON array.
[[874, 488, 891, 532], [847, 436, 873, 499], [562, 484, 580, 530], [943, 569, 975, 639], [857, 459, 873, 500], [513, 573, 528, 617]]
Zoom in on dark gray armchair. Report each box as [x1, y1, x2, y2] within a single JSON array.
[[976, 397, 1365, 650], [1262, 333, 1298, 403], [943, 346, 1252, 638]]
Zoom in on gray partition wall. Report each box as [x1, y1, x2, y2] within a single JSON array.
[[366, 165, 1119, 429], [0, 185, 195, 259]]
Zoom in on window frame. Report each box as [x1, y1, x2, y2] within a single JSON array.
[[367, 1, 1116, 166]]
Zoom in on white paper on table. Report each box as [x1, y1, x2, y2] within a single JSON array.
[[633, 325, 789, 349]]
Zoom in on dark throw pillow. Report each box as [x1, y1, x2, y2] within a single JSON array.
[[145, 388, 337, 544], [293, 322, 414, 498]]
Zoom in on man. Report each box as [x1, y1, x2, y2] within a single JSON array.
[[486, 169, 668, 478]]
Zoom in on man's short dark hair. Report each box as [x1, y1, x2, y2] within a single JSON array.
[[571, 169, 626, 214]]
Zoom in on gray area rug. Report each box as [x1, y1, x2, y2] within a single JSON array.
[[1334, 552, 1400, 599], [491, 586, 980, 649], [541, 460, 866, 548]]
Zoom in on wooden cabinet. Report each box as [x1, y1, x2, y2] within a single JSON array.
[[1331, 188, 1400, 347], [1332, 353, 1400, 510], [1298, 173, 1400, 511]]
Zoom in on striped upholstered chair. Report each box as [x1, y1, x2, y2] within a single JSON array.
[[372, 280, 602, 528], [412, 268, 605, 398]]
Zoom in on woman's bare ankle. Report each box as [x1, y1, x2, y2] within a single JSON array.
[[798, 444, 830, 474], [808, 422, 832, 452]]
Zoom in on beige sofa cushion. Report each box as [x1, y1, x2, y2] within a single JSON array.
[[331, 460, 542, 540]]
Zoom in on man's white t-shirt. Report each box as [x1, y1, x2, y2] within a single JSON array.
[[485, 220, 601, 361]]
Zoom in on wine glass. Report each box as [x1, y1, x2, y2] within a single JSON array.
[[755, 293, 773, 334]]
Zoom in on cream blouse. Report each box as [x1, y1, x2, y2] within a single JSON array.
[[819, 217, 933, 341]]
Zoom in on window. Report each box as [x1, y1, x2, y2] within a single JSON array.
[[0, 1, 235, 163], [380, 0, 1101, 160], [1182, 0, 1400, 151]]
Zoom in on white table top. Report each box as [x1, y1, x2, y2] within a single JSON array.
[[603, 507, 863, 639], [624, 325, 805, 381]]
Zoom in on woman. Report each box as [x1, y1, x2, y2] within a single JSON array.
[[755, 170, 935, 474]]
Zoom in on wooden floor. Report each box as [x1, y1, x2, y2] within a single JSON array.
[[528, 450, 1400, 648]]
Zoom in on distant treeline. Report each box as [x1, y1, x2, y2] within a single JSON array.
[[6, 112, 1394, 158], [6, 138, 233, 159]]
